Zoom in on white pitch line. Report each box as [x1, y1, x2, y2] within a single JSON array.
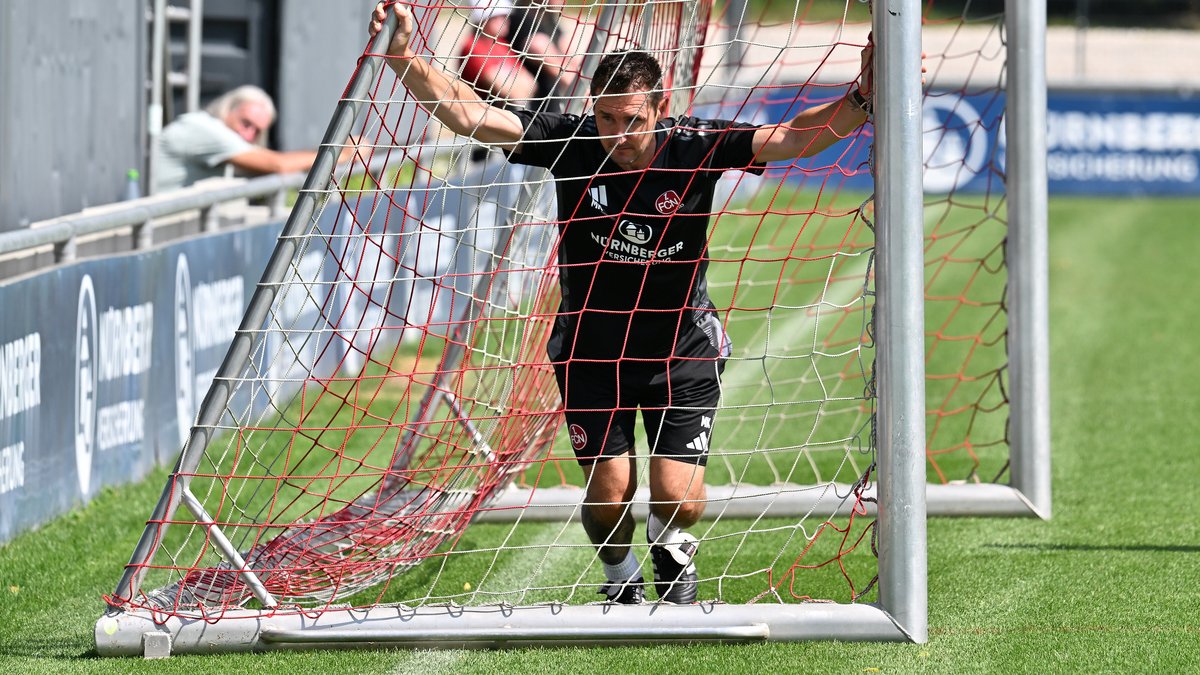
[[386, 520, 592, 673], [389, 647, 469, 674], [473, 520, 593, 598], [719, 202, 943, 399]]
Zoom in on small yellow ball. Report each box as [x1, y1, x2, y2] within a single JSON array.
[[463, 582, 472, 591]]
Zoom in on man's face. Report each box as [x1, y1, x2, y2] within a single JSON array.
[[593, 90, 666, 171], [225, 102, 272, 143]]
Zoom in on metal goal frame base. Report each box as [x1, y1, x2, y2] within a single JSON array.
[[95, 602, 919, 657], [479, 482, 1048, 523]]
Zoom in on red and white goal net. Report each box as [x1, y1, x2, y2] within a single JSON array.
[[106, 0, 1009, 626]]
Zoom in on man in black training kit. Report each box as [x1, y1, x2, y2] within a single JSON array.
[[371, 2, 873, 604]]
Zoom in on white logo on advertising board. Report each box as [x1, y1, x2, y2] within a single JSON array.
[[94, 302, 152, 453], [175, 255, 195, 447], [922, 95, 989, 194], [0, 332, 40, 499], [75, 275, 98, 496], [0, 333, 40, 421], [0, 443, 24, 496]]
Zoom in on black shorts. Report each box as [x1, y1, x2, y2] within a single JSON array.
[[552, 339, 725, 467]]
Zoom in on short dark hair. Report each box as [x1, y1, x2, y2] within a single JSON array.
[[590, 51, 664, 105]]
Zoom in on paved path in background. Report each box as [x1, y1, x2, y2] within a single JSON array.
[[694, 22, 1200, 90], [1042, 26, 1200, 88], [917, 24, 1200, 90], [941, 25, 1200, 89]]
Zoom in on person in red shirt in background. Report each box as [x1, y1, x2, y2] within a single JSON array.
[[457, 1, 577, 111]]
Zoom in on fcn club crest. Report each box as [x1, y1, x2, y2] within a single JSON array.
[[655, 190, 682, 214], [569, 424, 588, 450]]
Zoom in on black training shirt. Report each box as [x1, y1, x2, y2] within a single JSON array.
[[507, 109, 764, 362]]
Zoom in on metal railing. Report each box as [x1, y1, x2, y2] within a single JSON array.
[[0, 172, 299, 271], [0, 146, 480, 281]]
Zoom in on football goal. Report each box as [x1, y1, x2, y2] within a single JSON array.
[[96, 0, 1046, 656]]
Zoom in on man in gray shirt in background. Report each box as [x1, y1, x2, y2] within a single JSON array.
[[155, 85, 353, 192]]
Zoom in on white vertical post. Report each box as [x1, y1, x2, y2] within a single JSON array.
[[872, 0, 927, 643], [1005, 0, 1052, 519], [186, 0, 204, 112], [148, 0, 168, 195]]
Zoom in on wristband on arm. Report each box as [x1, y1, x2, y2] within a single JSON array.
[[848, 87, 873, 116]]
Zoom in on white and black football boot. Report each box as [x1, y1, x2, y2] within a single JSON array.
[[649, 531, 699, 604]]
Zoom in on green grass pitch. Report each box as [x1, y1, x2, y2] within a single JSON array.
[[2, 194, 1199, 672]]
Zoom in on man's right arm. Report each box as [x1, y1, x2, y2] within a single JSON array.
[[371, 3, 524, 151]]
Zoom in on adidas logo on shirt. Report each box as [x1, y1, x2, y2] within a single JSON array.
[[588, 185, 609, 213]]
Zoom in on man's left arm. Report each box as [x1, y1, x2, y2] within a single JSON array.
[[751, 41, 873, 163]]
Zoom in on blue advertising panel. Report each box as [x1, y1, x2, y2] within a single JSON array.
[[700, 85, 1199, 197], [696, 87, 1006, 197], [1046, 90, 1200, 195], [0, 223, 281, 544], [0, 165, 537, 544]]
